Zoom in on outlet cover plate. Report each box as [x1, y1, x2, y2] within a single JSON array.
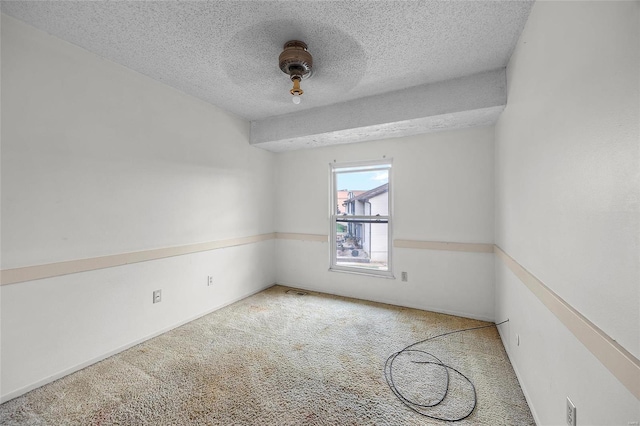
[[566, 397, 576, 426]]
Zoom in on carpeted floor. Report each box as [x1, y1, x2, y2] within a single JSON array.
[[0, 285, 535, 425]]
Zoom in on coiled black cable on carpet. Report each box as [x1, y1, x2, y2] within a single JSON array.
[[384, 319, 509, 422]]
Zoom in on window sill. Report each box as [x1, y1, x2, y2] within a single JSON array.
[[328, 267, 395, 279]]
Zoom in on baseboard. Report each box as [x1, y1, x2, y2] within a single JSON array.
[[0, 282, 275, 404], [275, 281, 495, 323], [496, 326, 541, 426]]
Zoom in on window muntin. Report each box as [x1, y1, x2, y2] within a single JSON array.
[[330, 160, 393, 277]]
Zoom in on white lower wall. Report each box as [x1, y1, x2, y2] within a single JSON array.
[[495, 260, 638, 426], [1, 240, 275, 402], [277, 239, 494, 321]]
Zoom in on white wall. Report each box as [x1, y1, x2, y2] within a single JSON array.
[[276, 126, 495, 321], [0, 15, 275, 401], [494, 1, 639, 424]]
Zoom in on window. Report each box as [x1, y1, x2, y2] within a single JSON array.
[[330, 159, 393, 278]]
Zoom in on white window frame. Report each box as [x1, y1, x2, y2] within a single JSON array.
[[329, 159, 394, 278]]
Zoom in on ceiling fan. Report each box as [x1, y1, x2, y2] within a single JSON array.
[[279, 40, 313, 104]]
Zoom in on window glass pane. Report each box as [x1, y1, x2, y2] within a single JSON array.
[[331, 160, 392, 277], [335, 169, 389, 216], [336, 221, 388, 271]]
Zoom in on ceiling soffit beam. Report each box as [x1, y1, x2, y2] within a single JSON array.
[[250, 69, 506, 152]]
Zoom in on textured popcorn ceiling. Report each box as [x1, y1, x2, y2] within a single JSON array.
[[1, 1, 533, 124]]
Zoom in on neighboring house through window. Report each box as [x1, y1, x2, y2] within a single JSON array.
[[330, 159, 393, 278]]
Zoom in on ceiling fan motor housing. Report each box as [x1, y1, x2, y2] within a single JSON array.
[[279, 40, 313, 81]]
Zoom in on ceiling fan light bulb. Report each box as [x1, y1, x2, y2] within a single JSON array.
[[292, 95, 301, 105]]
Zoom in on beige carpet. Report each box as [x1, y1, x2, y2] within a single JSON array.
[[0, 285, 534, 425]]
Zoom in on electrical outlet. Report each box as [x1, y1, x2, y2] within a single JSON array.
[[401, 271, 408, 282], [153, 290, 162, 304], [207, 276, 213, 286], [566, 397, 576, 426]]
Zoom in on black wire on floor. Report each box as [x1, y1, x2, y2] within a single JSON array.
[[384, 319, 509, 422]]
